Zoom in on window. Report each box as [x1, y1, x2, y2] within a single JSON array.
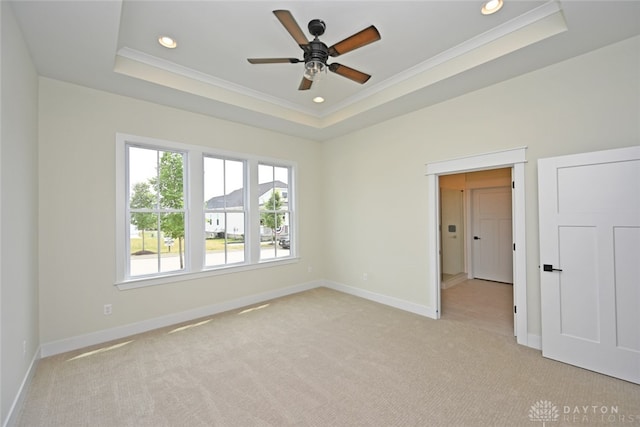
[[127, 146, 186, 277], [204, 156, 246, 267], [116, 134, 296, 287], [259, 164, 291, 260]]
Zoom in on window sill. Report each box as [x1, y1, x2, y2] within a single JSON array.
[[115, 257, 300, 291]]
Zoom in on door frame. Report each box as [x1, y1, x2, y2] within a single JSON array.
[[426, 147, 529, 347]]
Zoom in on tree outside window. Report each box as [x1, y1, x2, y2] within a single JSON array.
[[128, 146, 185, 276], [259, 164, 291, 260]]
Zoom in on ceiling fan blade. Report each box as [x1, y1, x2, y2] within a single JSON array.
[[273, 10, 309, 48], [247, 58, 301, 64], [298, 77, 313, 91], [329, 63, 371, 84], [328, 26, 381, 57]]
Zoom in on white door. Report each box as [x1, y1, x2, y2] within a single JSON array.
[[472, 187, 513, 283], [538, 146, 640, 384]]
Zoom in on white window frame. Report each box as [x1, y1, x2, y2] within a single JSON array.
[[115, 133, 298, 290], [126, 145, 188, 278], [203, 154, 248, 268], [258, 162, 294, 261]]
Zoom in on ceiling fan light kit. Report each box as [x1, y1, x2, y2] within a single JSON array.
[[247, 10, 381, 91], [303, 60, 326, 82]]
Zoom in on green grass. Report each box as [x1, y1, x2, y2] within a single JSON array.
[[130, 232, 244, 254]]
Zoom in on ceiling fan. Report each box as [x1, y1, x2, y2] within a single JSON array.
[[247, 10, 381, 91]]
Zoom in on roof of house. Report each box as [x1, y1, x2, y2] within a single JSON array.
[[205, 180, 287, 209]]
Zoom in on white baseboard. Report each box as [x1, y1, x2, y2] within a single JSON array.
[[441, 273, 468, 289], [40, 280, 322, 357], [323, 280, 437, 319], [527, 333, 542, 350], [3, 348, 40, 427], [13, 278, 538, 427]]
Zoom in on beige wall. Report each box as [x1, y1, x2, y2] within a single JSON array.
[[322, 35, 639, 336], [38, 79, 324, 344], [34, 34, 640, 348], [1, 2, 40, 422]]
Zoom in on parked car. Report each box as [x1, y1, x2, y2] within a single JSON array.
[[278, 238, 290, 249]]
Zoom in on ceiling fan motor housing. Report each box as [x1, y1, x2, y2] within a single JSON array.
[[304, 39, 329, 65]]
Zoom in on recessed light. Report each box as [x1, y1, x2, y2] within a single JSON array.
[[158, 36, 177, 49], [313, 96, 325, 104], [481, 0, 504, 15]]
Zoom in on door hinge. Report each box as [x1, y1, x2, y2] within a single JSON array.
[[513, 243, 516, 251], [512, 181, 515, 189], [514, 305, 517, 314]]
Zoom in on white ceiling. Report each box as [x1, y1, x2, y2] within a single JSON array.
[[9, 0, 640, 141]]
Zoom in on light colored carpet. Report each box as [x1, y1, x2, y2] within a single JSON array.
[[441, 279, 514, 337], [17, 287, 640, 426]]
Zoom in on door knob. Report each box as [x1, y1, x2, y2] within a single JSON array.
[[473, 236, 481, 240], [543, 264, 563, 272]]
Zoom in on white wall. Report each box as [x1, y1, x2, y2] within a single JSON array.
[[0, 2, 39, 424], [38, 78, 324, 345], [322, 35, 640, 336]]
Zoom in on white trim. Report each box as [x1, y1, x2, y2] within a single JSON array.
[[2, 348, 40, 427], [512, 162, 528, 345], [42, 279, 439, 358], [324, 2, 565, 118], [116, 257, 299, 290], [323, 280, 436, 318], [116, 47, 319, 118], [425, 147, 527, 176], [41, 281, 321, 357], [427, 173, 441, 318], [528, 334, 542, 350], [441, 273, 468, 289], [425, 147, 531, 347]]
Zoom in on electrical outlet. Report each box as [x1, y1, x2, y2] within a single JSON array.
[[307, 265, 313, 273], [23, 340, 27, 357], [363, 273, 368, 281], [104, 304, 112, 315]]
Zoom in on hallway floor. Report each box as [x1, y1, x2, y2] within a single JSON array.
[[441, 279, 514, 338]]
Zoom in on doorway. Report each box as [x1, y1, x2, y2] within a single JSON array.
[[439, 169, 514, 336], [425, 147, 529, 347]]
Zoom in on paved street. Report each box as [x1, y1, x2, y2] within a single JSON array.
[[130, 247, 290, 276]]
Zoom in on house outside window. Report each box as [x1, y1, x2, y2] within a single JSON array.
[[204, 156, 246, 267], [259, 164, 291, 260]]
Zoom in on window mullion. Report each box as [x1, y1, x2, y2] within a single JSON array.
[[188, 150, 204, 272], [247, 159, 261, 263]]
